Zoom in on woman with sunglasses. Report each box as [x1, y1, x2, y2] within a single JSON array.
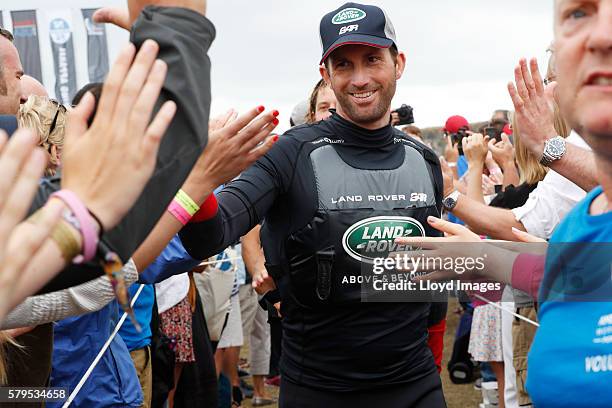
[[17, 96, 67, 177]]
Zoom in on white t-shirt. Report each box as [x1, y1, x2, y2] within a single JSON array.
[[512, 131, 592, 239]]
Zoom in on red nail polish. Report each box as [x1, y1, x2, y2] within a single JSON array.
[[273, 135, 279, 142], [273, 118, 279, 126], [257, 105, 265, 113], [272, 110, 279, 117]]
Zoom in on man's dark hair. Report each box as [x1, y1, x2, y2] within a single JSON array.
[[402, 124, 422, 137], [307, 79, 328, 124], [0, 28, 14, 43], [324, 44, 398, 70]]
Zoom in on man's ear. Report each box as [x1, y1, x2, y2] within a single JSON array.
[[319, 63, 331, 85], [395, 51, 406, 80]]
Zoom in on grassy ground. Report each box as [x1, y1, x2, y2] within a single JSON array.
[[241, 297, 481, 408]]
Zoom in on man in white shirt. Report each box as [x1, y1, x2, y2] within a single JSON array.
[[511, 131, 591, 238]]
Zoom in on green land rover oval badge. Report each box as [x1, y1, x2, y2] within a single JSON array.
[[342, 216, 425, 262], [332, 8, 367, 25]]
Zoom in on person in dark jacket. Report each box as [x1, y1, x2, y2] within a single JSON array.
[[178, 3, 447, 407]]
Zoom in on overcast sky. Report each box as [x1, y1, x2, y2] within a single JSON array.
[[2, 0, 555, 132], [207, 0, 555, 132]]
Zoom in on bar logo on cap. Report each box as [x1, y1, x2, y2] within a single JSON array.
[[332, 8, 367, 25]]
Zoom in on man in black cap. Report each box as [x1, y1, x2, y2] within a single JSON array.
[[179, 3, 447, 407]]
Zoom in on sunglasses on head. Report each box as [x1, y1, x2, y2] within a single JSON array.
[[48, 99, 67, 138]]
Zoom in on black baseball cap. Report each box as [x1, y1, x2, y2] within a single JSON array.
[[0, 115, 18, 137], [319, 2, 397, 64]]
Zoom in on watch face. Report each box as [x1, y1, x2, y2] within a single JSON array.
[[548, 138, 565, 156]]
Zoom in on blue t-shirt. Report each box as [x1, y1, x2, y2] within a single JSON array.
[[119, 284, 154, 351], [527, 187, 612, 408], [122, 235, 200, 350]]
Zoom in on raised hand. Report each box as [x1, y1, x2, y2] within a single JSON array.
[[93, 7, 131, 30], [0, 129, 62, 320], [443, 135, 459, 163], [61, 40, 176, 231], [94, 0, 207, 31], [507, 58, 557, 158], [488, 133, 515, 169], [462, 133, 489, 167], [184, 106, 279, 197]]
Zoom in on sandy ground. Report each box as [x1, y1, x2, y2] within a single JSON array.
[[240, 297, 482, 408]]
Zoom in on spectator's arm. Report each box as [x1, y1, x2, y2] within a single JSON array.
[[501, 162, 520, 189], [241, 225, 266, 278], [548, 144, 597, 192], [137, 235, 200, 284], [466, 162, 486, 204], [450, 193, 526, 240], [1, 260, 138, 330]]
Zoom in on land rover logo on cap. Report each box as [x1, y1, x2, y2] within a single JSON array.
[[332, 7, 367, 25], [342, 216, 425, 262]]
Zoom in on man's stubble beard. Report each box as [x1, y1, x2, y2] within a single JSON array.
[[335, 79, 396, 127], [560, 90, 612, 162]]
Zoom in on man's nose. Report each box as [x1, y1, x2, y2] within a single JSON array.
[[586, 2, 612, 54], [350, 66, 370, 89]]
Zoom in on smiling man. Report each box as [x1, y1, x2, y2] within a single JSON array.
[[178, 3, 447, 407], [0, 28, 25, 115], [524, 1, 612, 407]]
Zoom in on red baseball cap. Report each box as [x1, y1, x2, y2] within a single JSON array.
[[444, 115, 470, 133], [503, 123, 513, 135]]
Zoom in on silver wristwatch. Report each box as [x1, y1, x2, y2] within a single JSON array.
[[540, 136, 566, 167], [442, 190, 461, 211]]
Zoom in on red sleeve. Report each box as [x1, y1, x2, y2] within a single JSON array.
[[190, 194, 218, 223], [511, 253, 545, 298], [427, 318, 447, 373]]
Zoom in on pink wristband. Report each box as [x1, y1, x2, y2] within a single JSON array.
[[168, 200, 192, 225], [50, 190, 99, 263]]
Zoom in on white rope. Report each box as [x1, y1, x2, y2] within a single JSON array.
[[62, 255, 243, 406], [473, 294, 539, 327], [198, 256, 242, 267], [62, 284, 145, 408]]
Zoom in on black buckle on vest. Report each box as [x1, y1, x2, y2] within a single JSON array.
[[315, 248, 334, 301]]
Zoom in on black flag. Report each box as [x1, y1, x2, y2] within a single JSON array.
[[10, 10, 43, 82], [82, 9, 110, 83]]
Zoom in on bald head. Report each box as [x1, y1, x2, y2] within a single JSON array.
[[21, 75, 48, 99], [0, 35, 24, 114]]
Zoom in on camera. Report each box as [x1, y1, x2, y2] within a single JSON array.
[[484, 126, 503, 142], [452, 128, 469, 156], [391, 104, 414, 126]]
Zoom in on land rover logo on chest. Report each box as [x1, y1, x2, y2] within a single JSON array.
[[332, 8, 367, 24], [342, 216, 425, 262]]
